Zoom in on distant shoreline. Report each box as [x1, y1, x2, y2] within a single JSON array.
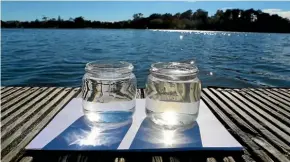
[[2, 8, 290, 33], [2, 28, 290, 34]]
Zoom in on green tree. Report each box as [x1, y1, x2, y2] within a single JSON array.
[[149, 13, 162, 19], [42, 16, 48, 21], [193, 9, 208, 21], [180, 10, 193, 19], [133, 13, 143, 20], [57, 16, 62, 22], [174, 13, 181, 19], [74, 16, 85, 28]]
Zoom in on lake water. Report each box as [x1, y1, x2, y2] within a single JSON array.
[[1, 29, 290, 88]]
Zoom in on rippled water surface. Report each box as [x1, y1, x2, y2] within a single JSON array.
[[2, 29, 290, 88]]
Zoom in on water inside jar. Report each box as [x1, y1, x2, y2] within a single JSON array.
[[146, 61, 201, 129]]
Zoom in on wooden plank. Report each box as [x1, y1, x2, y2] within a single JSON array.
[[1, 88, 80, 162], [18, 156, 33, 162], [1, 87, 14, 94], [203, 89, 258, 134], [217, 89, 290, 137], [223, 157, 235, 162], [115, 157, 125, 162], [77, 89, 82, 98], [242, 150, 255, 162], [1, 87, 61, 152], [1, 87, 57, 127], [1, 87, 41, 113], [1, 87, 23, 99], [4, 87, 290, 162], [226, 89, 290, 125], [249, 89, 290, 111], [272, 88, 290, 98], [1, 87, 63, 138], [237, 89, 290, 116], [255, 88, 290, 107], [201, 91, 274, 162], [169, 157, 180, 162], [136, 89, 141, 99], [209, 88, 290, 154], [265, 89, 290, 102], [280, 88, 290, 93], [1, 87, 48, 119], [142, 88, 147, 98], [152, 156, 163, 162], [1, 87, 31, 105], [252, 137, 290, 162], [207, 158, 217, 162]]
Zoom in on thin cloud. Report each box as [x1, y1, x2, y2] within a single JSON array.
[[262, 9, 290, 20]]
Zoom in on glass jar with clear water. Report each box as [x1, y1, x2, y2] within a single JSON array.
[[82, 61, 137, 123], [145, 61, 201, 129]]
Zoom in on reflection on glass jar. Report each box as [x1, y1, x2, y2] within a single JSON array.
[[82, 61, 137, 123], [145, 61, 201, 129]]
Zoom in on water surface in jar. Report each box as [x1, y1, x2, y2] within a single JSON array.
[[82, 75, 136, 123]]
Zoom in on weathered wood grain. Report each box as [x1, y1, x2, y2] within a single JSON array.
[[202, 91, 274, 162], [18, 156, 33, 162], [206, 158, 217, 162], [1, 88, 64, 138], [256, 89, 290, 107], [1, 87, 23, 99], [1, 87, 41, 113], [236, 89, 290, 118], [272, 88, 290, 98], [203, 89, 258, 135], [224, 89, 290, 126], [223, 157, 236, 162], [280, 88, 290, 93], [1, 87, 56, 127], [1, 87, 31, 105], [136, 88, 141, 99], [1, 87, 15, 95], [152, 156, 163, 162], [1, 88, 80, 162], [169, 157, 180, 162], [209, 88, 290, 155], [217, 88, 290, 138], [247, 89, 290, 113], [1, 87, 290, 162], [265, 89, 290, 102], [253, 137, 290, 162]]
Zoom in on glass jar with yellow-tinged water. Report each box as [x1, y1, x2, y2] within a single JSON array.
[[145, 61, 201, 129]]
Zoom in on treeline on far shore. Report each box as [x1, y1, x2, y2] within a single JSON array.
[[2, 8, 290, 33]]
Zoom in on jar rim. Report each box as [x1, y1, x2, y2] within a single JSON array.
[[85, 61, 133, 73], [150, 61, 198, 76]]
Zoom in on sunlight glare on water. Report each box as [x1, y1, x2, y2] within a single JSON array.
[[179, 35, 183, 40]]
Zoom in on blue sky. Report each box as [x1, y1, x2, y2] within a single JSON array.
[[2, 1, 290, 21]]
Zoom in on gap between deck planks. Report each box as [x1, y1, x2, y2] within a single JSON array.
[[1, 87, 290, 162]]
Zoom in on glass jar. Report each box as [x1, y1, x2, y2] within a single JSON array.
[[82, 61, 137, 123], [145, 61, 201, 129]]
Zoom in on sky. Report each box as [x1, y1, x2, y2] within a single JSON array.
[[2, 1, 290, 22]]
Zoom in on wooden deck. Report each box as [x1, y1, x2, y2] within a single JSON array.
[[1, 87, 290, 162]]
